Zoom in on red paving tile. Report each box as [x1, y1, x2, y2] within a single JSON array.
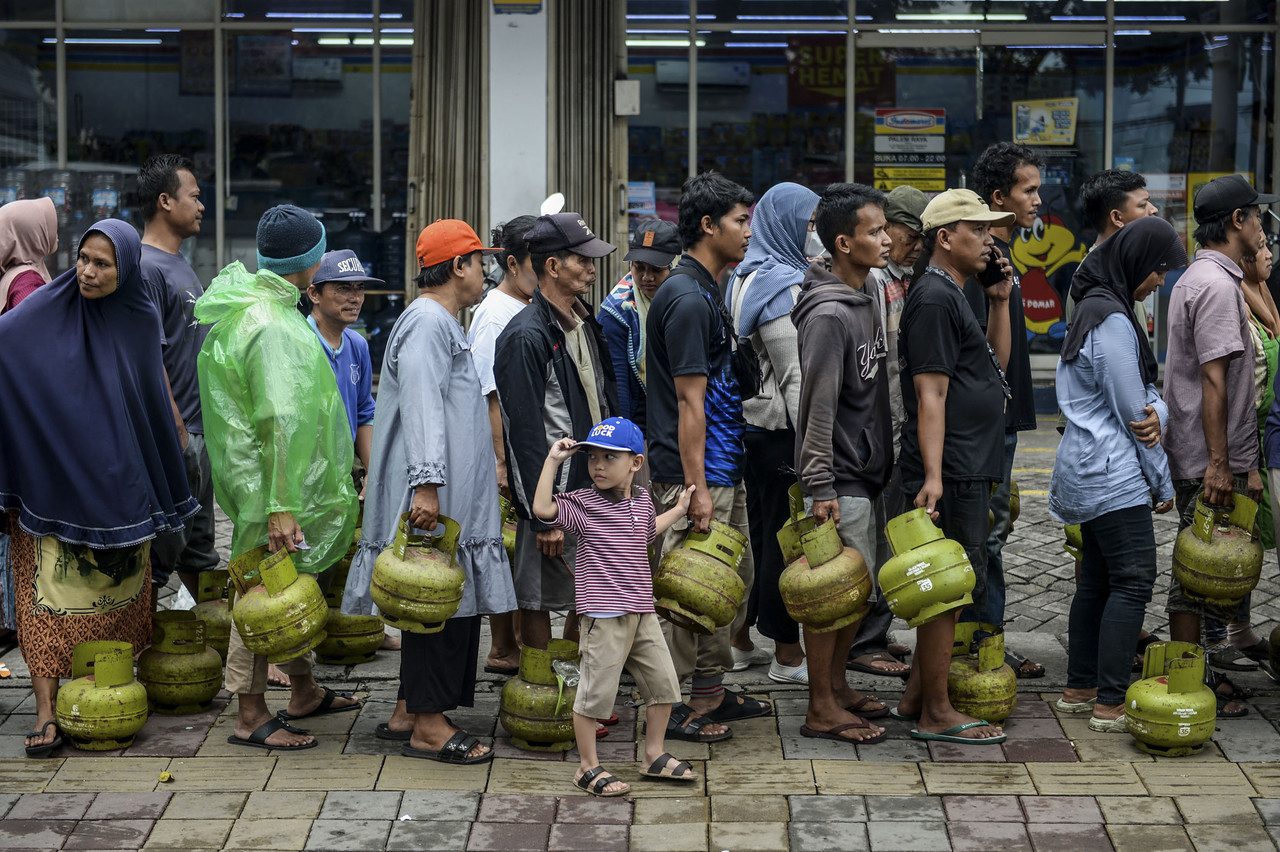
[[1026, 822, 1114, 851], [949, 820, 1034, 852], [1020, 796, 1104, 824], [1002, 738, 1079, 762], [467, 822, 551, 851], [547, 823, 628, 852], [943, 796, 1026, 823], [477, 794, 557, 824], [554, 796, 632, 824]]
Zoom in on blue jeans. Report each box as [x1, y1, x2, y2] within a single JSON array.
[[964, 432, 1016, 626], [1067, 505, 1158, 705]]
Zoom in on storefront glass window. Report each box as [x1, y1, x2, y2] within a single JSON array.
[[1113, 31, 1273, 247], [1110, 0, 1272, 25], [0, 1, 56, 20], [858, 0, 1095, 25]]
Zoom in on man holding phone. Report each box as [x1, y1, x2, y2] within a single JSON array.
[[963, 142, 1045, 679]]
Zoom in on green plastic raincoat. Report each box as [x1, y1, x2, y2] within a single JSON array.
[[194, 262, 356, 572]]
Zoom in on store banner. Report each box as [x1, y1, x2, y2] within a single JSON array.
[[1013, 98, 1078, 146], [872, 108, 946, 191], [787, 38, 894, 106]]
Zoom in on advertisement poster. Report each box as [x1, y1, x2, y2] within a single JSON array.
[[235, 35, 292, 97], [787, 38, 894, 106], [1013, 98, 1078, 146], [872, 108, 945, 191]]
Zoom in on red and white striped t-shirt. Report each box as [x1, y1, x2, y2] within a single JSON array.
[[551, 486, 658, 614]]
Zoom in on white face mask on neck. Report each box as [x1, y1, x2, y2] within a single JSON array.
[[804, 230, 829, 261]]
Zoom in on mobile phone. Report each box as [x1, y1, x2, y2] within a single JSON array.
[[978, 246, 1005, 286]]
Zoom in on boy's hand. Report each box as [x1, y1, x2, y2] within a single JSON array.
[[547, 437, 578, 464], [674, 484, 695, 515]]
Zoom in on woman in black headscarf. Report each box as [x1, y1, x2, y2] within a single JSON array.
[[1049, 216, 1187, 734], [0, 219, 197, 756]]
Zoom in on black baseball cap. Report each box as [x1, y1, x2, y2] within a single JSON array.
[[624, 219, 681, 266], [1193, 174, 1280, 221], [524, 212, 616, 258]]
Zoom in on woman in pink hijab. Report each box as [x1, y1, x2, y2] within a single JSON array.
[[0, 197, 59, 314]]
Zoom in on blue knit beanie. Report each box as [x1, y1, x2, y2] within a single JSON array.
[[256, 204, 326, 275]]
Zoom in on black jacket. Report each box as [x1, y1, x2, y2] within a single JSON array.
[[494, 289, 618, 531]]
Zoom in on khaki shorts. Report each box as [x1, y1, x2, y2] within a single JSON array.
[[573, 613, 681, 719]]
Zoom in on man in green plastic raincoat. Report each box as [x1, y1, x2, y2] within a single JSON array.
[[195, 204, 359, 751]]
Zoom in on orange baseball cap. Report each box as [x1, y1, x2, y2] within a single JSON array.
[[415, 219, 498, 269]]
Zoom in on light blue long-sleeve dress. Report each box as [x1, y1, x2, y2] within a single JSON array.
[[343, 297, 517, 618], [1051, 313, 1175, 525]]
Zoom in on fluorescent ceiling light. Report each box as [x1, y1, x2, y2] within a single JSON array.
[[44, 37, 163, 44], [1052, 16, 1106, 20], [293, 28, 372, 33], [1005, 44, 1105, 48], [1116, 29, 1152, 34], [266, 12, 402, 18], [317, 37, 415, 46], [627, 14, 717, 20], [880, 28, 980, 33], [897, 13, 1025, 20], [145, 28, 180, 32], [626, 39, 707, 47], [721, 42, 790, 47], [1117, 15, 1185, 19], [728, 29, 843, 34], [736, 15, 846, 20]]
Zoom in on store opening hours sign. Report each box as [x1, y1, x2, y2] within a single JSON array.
[[874, 108, 946, 191]]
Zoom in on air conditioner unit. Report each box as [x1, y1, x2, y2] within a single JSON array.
[[654, 60, 750, 91]]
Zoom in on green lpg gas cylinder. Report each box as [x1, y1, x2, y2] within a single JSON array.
[[776, 484, 817, 566], [778, 492, 872, 634], [879, 509, 975, 627], [1062, 525, 1082, 561], [948, 622, 1017, 724], [499, 639, 579, 751], [1172, 496, 1263, 607], [191, 569, 232, 662], [500, 496, 518, 564], [654, 520, 747, 635], [56, 641, 149, 750], [315, 609, 385, 665], [1009, 481, 1021, 528], [372, 513, 465, 634], [1125, 641, 1216, 757], [230, 547, 328, 663], [137, 611, 223, 714]]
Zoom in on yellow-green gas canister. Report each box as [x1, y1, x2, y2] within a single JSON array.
[[654, 520, 747, 635], [948, 622, 1017, 724], [1062, 525, 1082, 561], [191, 569, 232, 662], [778, 487, 873, 633], [56, 641, 149, 750], [137, 611, 223, 714], [371, 513, 465, 634], [1125, 641, 1216, 757], [500, 496, 518, 564], [315, 610, 385, 666], [879, 509, 975, 627], [1172, 496, 1263, 607], [229, 547, 328, 663], [499, 639, 580, 751]]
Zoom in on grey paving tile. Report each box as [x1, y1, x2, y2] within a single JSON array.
[[788, 821, 870, 852], [1020, 795, 1103, 823], [547, 823, 627, 852], [1025, 823, 1112, 852], [1258, 799, 1280, 825], [0, 819, 77, 851], [398, 791, 480, 822], [0, 793, 19, 819], [6, 792, 95, 820], [948, 821, 1032, 852], [385, 820, 471, 851], [867, 820, 951, 852], [318, 791, 402, 821], [866, 795, 945, 821], [303, 819, 392, 851], [476, 793, 555, 823], [788, 794, 868, 822], [554, 796, 632, 824], [83, 792, 171, 820], [63, 819, 154, 851]]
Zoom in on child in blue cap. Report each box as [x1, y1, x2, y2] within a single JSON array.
[[532, 417, 697, 796]]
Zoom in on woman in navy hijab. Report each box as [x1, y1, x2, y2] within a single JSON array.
[[0, 219, 197, 756]]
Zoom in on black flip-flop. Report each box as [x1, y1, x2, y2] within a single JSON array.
[[703, 692, 772, 723], [375, 722, 412, 741], [666, 703, 732, 743], [276, 686, 362, 721], [24, 719, 62, 758], [1005, 649, 1045, 679], [227, 717, 316, 751], [401, 730, 492, 764]]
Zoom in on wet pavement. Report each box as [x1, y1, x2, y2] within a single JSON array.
[[2, 416, 1280, 851]]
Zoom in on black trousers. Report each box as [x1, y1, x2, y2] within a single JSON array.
[[399, 614, 482, 714], [744, 427, 801, 645]]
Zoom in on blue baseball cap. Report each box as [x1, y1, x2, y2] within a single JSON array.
[[578, 417, 645, 455], [314, 249, 385, 286]]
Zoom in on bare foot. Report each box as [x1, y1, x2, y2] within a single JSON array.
[[267, 664, 291, 688], [833, 683, 886, 716], [1092, 702, 1124, 721], [1060, 687, 1098, 704], [380, 631, 401, 651]]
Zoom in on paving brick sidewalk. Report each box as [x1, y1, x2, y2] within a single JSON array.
[[3, 416, 1279, 851]]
